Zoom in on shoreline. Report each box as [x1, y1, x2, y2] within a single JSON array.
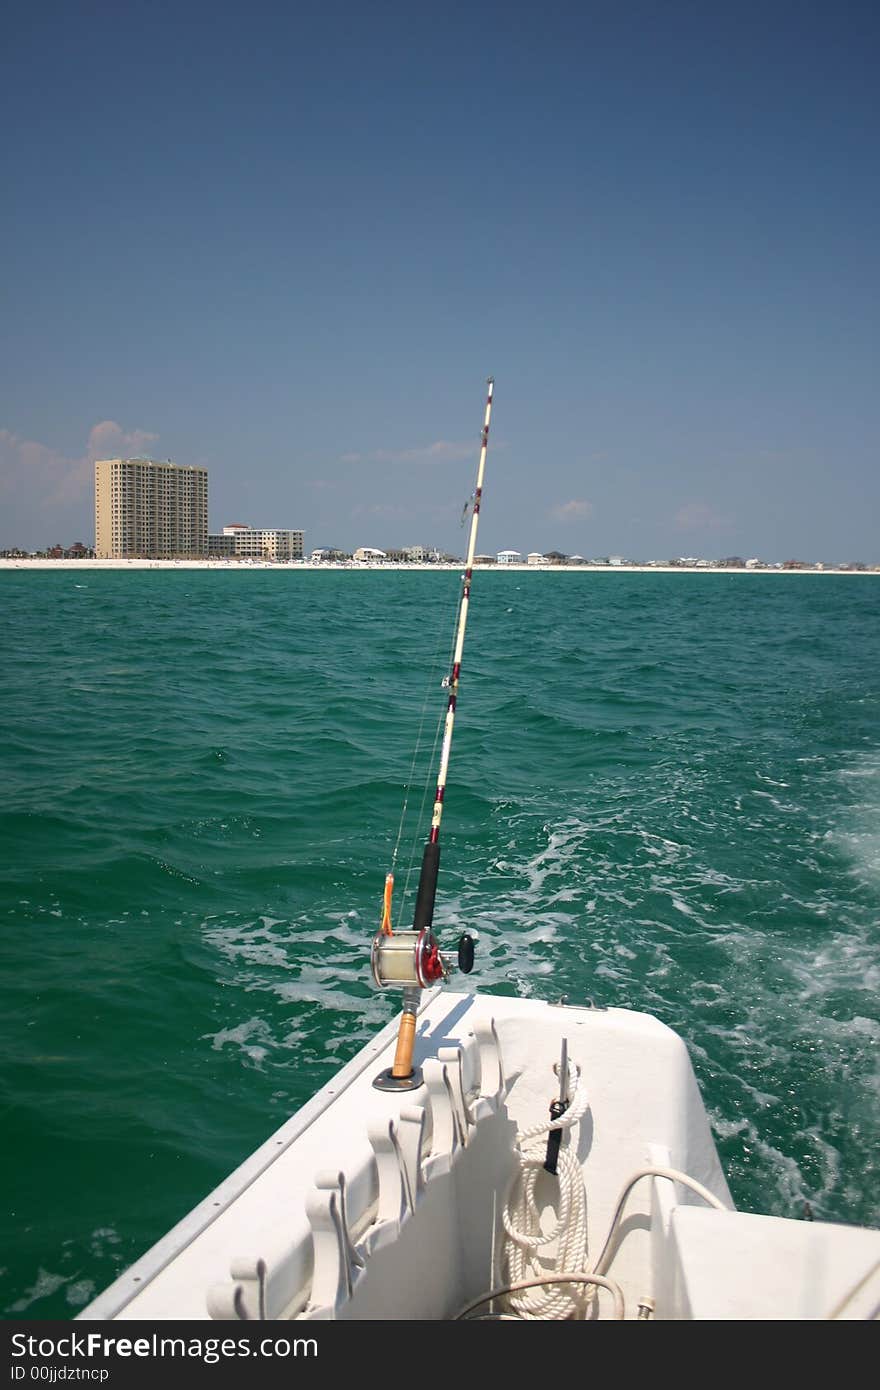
[[0, 558, 876, 574]]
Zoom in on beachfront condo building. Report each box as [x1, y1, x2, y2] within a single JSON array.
[[208, 525, 305, 561], [95, 459, 208, 559]]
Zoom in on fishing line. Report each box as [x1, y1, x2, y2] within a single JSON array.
[[389, 582, 461, 926], [391, 475, 473, 926], [398, 575, 466, 926], [391, 646, 445, 868]]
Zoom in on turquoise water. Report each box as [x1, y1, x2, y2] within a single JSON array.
[[1, 569, 879, 1318]]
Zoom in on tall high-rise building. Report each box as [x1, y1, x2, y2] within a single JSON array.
[[94, 459, 208, 559]]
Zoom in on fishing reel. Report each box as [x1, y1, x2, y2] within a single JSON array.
[[371, 927, 475, 1092], [370, 928, 475, 991]]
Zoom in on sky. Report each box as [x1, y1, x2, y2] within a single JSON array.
[[1, 0, 878, 562]]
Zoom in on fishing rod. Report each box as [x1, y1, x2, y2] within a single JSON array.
[[371, 377, 495, 1091]]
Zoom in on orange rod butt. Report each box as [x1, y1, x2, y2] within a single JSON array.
[[391, 1007, 417, 1078]]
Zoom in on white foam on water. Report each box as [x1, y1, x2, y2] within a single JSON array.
[[788, 935, 880, 1000], [708, 1110, 750, 1141], [837, 756, 880, 781], [271, 977, 388, 1023], [594, 962, 628, 982], [670, 893, 697, 918], [199, 911, 392, 1058], [209, 931, 292, 969], [749, 788, 799, 813], [205, 1016, 275, 1064], [756, 772, 790, 788], [8, 1268, 67, 1313], [88, 1228, 121, 1257], [828, 830, 880, 886], [638, 832, 687, 861], [65, 1279, 96, 1307], [202, 912, 365, 972], [826, 751, 880, 889], [798, 1126, 844, 1205], [750, 1133, 810, 1212]]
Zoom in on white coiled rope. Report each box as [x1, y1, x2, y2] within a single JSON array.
[[500, 1064, 592, 1319]]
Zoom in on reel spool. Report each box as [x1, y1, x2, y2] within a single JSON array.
[[370, 929, 476, 990], [371, 929, 444, 990]]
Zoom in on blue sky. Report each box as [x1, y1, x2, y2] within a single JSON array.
[[1, 0, 877, 561]]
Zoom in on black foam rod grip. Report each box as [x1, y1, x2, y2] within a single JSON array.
[[412, 841, 441, 934]]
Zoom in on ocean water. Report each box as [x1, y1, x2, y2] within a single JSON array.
[[1, 568, 878, 1319]]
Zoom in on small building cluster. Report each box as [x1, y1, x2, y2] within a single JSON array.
[[0, 542, 95, 559], [334, 546, 448, 564], [208, 524, 304, 562]]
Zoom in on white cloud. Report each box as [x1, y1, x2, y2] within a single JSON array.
[[0, 420, 158, 548], [87, 421, 158, 462], [0, 421, 159, 505], [550, 499, 594, 523]]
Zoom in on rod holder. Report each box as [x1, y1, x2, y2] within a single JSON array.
[[373, 987, 424, 1092]]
